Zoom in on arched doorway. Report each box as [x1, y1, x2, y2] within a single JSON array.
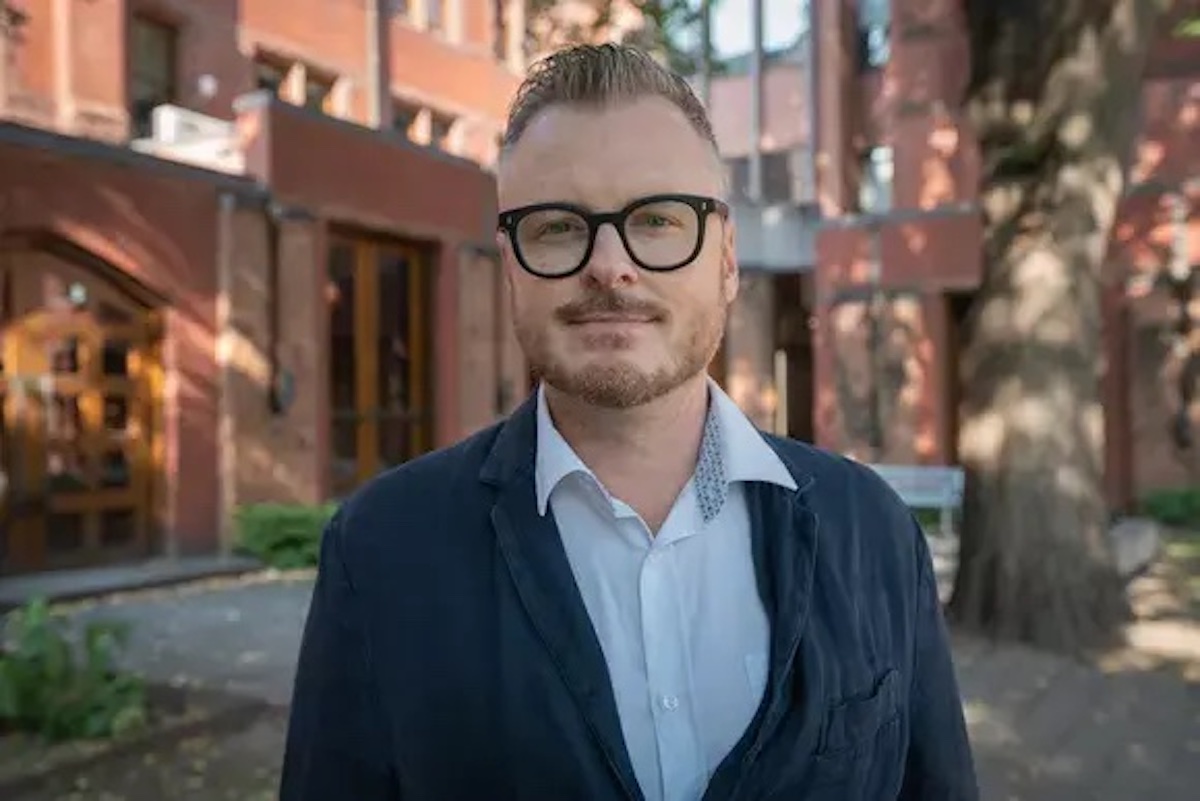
[[0, 244, 163, 575]]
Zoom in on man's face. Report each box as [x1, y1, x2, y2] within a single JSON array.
[[497, 96, 738, 409]]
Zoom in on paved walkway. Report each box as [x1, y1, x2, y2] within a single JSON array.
[[16, 566, 1200, 800]]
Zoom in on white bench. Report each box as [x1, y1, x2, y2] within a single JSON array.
[[866, 464, 965, 537]]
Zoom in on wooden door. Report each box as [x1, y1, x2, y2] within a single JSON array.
[[0, 259, 161, 574], [327, 235, 430, 498]]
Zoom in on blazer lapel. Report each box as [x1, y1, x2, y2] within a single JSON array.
[[704, 462, 820, 801], [482, 397, 644, 801]]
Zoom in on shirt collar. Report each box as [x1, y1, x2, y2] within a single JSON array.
[[534, 379, 797, 521]]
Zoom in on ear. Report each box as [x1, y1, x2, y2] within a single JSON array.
[[721, 217, 739, 304]]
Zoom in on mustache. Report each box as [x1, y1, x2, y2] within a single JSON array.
[[554, 290, 668, 323]]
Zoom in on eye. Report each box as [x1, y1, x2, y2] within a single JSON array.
[[527, 214, 586, 239], [541, 219, 577, 235], [629, 211, 681, 229]]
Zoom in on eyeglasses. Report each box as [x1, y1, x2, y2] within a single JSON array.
[[497, 193, 730, 279]]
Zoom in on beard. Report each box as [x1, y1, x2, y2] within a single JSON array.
[[515, 287, 728, 409]]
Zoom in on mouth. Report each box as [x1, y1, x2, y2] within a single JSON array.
[[566, 313, 657, 326]]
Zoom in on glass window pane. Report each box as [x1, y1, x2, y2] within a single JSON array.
[[430, 113, 454, 150], [330, 418, 358, 498], [378, 415, 411, 469], [377, 249, 410, 413], [328, 242, 356, 413], [393, 101, 420, 139], [256, 61, 287, 94], [305, 75, 334, 112], [130, 16, 177, 137]]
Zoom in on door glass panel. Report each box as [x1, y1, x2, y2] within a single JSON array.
[[378, 414, 411, 469], [104, 394, 128, 433], [46, 513, 84, 552], [101, 509, 136, 547], [102, 340, 129, 376], [51, 335, 80, 373], [328, 242, 356, 414], [46, 393, 89, 493], [46, 445, 89, 493], [377, 249, 410, 414], [328, 241, 358, 497], [101, 448, 130, 488], [330, 417, 358, 497]]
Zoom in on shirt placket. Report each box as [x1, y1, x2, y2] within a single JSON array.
[[639, 545, 705, 801]]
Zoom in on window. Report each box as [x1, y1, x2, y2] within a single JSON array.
[[128, 16, 177, 138], [255, 60, 288, 95], [858, 26, 890, 70], [857, 0, 890, 71], [427, 0, 444, 32], [858, 146, 894, 214], [393, 100, 421, 140], [304, 72, 335, 114], [430, 112, 455, 151]]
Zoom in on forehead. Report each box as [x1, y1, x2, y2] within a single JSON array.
[[498, 96, 723, 210]]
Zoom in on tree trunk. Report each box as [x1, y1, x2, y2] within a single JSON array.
[[949, 0, 1172, 653]]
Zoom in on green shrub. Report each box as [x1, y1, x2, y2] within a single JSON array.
[[234, 502, 337, 569], [0, 598, 146, 742], [1140, 488, 1200, 529]]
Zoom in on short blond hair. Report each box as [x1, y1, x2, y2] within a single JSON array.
[[502, 43, 719, 155]]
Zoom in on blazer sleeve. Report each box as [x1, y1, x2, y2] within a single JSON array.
[[899, 518, 979, 800], [280, 510, 401, 800]]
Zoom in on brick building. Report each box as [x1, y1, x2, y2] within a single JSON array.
[[0, 0, 532, 575], [706, 0, 1200, 512]]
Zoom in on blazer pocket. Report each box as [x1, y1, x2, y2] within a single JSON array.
[[815, 667, 901, 758]]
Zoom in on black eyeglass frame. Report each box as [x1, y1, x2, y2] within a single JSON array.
[[497, 193, 731, 279]]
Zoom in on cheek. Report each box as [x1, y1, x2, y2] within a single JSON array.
[[510, 279, 563, 322]]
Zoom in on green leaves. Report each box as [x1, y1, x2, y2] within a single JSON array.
[[234, 502, 337, 569], [0, 598, 146, 742], [1174, 17, 1200, 37]]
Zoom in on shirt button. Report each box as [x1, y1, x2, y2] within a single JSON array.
[[660, 695, 680, 711]]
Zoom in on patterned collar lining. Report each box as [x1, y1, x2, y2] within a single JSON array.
[[694, 397, 729, 524]]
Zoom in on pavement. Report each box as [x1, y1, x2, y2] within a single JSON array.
[[5, 551, 1199, 800]]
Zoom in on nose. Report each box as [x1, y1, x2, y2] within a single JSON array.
[[580, 223, 638, 288]]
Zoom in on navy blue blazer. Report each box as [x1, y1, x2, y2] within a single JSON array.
[[280, 395, 978, 800]]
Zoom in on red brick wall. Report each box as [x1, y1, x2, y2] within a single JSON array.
[[239, 98, 496, 244], [217, 202, 327, 532], [1, 0, 520, 163], [0, 135, 225, 552]]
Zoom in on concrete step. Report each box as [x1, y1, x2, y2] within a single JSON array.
[[0, 555, 263, 612]]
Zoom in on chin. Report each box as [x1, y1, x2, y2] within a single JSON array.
[[541, 356, 684, 409]]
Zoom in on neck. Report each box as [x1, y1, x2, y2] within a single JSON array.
[[543, 374, 711, 531]]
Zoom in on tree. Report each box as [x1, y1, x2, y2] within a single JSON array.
[[949, 0, 1175, 653], [622, 0, 726, 77], [524, 0, 725, 76]]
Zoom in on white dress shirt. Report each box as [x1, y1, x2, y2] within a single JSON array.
[[535, 379, 798, 801]]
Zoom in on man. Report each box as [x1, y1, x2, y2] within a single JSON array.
[[281, 44, 977, 801]]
